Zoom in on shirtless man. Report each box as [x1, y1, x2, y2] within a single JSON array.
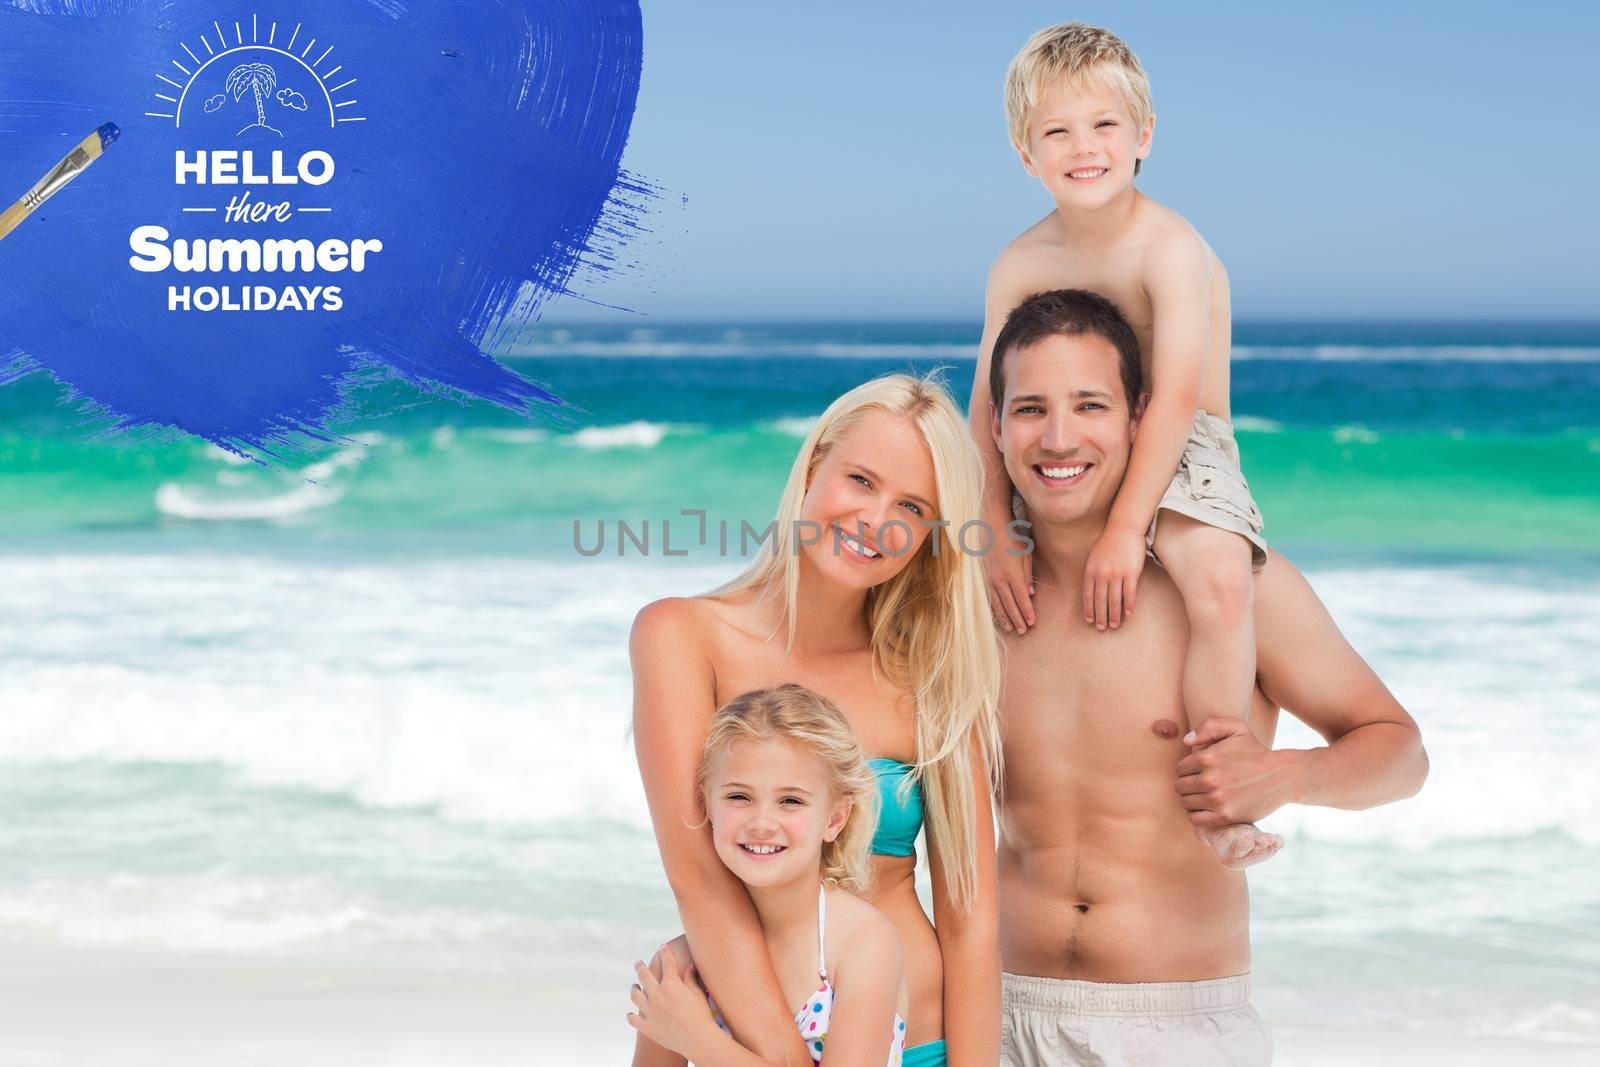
[[987, 290, 1429, 1066]]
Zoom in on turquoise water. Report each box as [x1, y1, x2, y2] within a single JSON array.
[[3, 321, 1597, 555], [1, 321, 1597, 1047]]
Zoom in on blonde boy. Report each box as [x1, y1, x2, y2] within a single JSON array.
[[972, 23, 1279, 868]]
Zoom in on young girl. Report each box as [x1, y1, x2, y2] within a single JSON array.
[[629, 685, 910, 1066]]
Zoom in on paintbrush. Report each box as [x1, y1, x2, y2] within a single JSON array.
[[0, 122, 121, 242]]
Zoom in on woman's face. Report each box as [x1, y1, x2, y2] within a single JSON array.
[[704, 738, 850, 890], [798, 410, 941, 591]]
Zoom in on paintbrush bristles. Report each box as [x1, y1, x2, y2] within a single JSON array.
[[93, 122, 122, 155]]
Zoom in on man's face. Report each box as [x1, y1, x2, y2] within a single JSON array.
[[1015, 79, 1152, 210], [990, 332, 1139, 528]]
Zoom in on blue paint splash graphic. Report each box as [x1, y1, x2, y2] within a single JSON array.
[[0, 0, 645, 455]]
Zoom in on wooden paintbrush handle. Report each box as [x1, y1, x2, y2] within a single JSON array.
[[0, 199, 34, 241]]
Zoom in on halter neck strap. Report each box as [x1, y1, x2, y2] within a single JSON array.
[[816, 882, 828, 980]]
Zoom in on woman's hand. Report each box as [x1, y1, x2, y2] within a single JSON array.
[[628, 950, 718, 1063]]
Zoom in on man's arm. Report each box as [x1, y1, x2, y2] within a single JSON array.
[[927, 739, 1001, 1066], [1175, 553, 1429, 825], [972, 246, 1036, 635], [630, 600, 811, 1067]]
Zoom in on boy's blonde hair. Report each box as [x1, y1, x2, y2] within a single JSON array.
[[697, 685, 881, 895], [1005, 23, 1153, 173], [713, 373, 1002, 914]]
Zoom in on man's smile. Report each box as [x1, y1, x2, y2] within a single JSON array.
[[1033, 461, 1094, 487]]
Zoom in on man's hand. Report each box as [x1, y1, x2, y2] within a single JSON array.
[[627, 950, 717, 1062], [985, 497, 1034, 635], [1175, 718, 1301, 828], [1082, 528, 1146, 630]]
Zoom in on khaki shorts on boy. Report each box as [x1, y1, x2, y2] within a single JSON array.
[[1001, 971, 1273, 1067], [1147, 411, 1268, 570]]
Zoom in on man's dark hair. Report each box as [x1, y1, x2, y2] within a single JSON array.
[[989, 289, 1144, 415]]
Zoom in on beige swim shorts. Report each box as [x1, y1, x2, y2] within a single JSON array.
[[1001, 971, 1273, 1067], [1147, 411, 1268, 571]]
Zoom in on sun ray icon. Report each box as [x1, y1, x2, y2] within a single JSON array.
[[146, 12, 366, 131]]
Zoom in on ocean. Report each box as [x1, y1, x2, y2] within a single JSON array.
[[1, 320, 1597, 1062]]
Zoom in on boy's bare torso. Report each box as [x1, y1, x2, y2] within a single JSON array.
[[1002, 192, 1234, 418], [997, 560, 1279, 981]]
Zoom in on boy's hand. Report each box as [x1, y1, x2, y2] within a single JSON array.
[[984, 496, 1034, 634], [627, 952, 716, 1062], [1082, 528, 1146, 630]]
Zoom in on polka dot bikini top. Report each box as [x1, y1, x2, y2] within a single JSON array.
[[709, 883, 907, 1064]]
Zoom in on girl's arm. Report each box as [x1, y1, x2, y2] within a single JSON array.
[[927, 738, 1001, 1067], [630, 599, 811, 1067], [814, 915, 904, 1067]]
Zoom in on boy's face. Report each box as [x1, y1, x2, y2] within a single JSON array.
[[1016, 78, 1152, 209], [990, 332, 1141, 529]]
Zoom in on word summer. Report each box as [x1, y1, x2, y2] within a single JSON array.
[[128, 230, 384, 273]]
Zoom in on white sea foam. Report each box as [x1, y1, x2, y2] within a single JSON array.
[[769, 415, 819, 437], [154, 480, 344, 521], [1473, 1002, 1600, 1043], [1331, 424, 1382, 444], [484, 428, 550, 444], [204, 443, 256, 466], [0, 877, 374, 952], [157, 441, 368, 520], [1231, 415, 1284, 434], [0, 555, 1595, 849], [563, 421, 673, 449]]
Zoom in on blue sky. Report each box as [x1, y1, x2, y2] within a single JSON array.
[[553, 1, 1598, 322]]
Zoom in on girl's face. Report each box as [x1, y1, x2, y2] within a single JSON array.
[[704, 738, 851, 890], [798, 410, 941, 591]]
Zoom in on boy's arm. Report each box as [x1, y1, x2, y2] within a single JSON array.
[[1084, 230, 1213, 630], [971, 248, 1035, 634], [1174, 553, 1429, 825], [630, 601, 811, 1067]]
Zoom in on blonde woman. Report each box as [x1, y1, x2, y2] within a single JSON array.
[[631, 374, 1003, 1067]]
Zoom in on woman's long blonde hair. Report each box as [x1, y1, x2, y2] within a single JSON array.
[[697, 685, 881, 894], [714, 373, 1002, 912]]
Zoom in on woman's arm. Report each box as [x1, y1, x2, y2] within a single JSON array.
[[629, 942, 781, 1067], [926, 739, 1001, 1067], [630, 599, 811, 1067]]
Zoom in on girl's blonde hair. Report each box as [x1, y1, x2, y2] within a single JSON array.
[[697, 685, 880, 894], [713, 373, 1002, 912]]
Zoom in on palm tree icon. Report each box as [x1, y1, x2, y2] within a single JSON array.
[[226, 62, 281, 137]]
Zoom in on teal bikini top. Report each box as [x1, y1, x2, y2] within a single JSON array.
[[867, 757, 923, 857]]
